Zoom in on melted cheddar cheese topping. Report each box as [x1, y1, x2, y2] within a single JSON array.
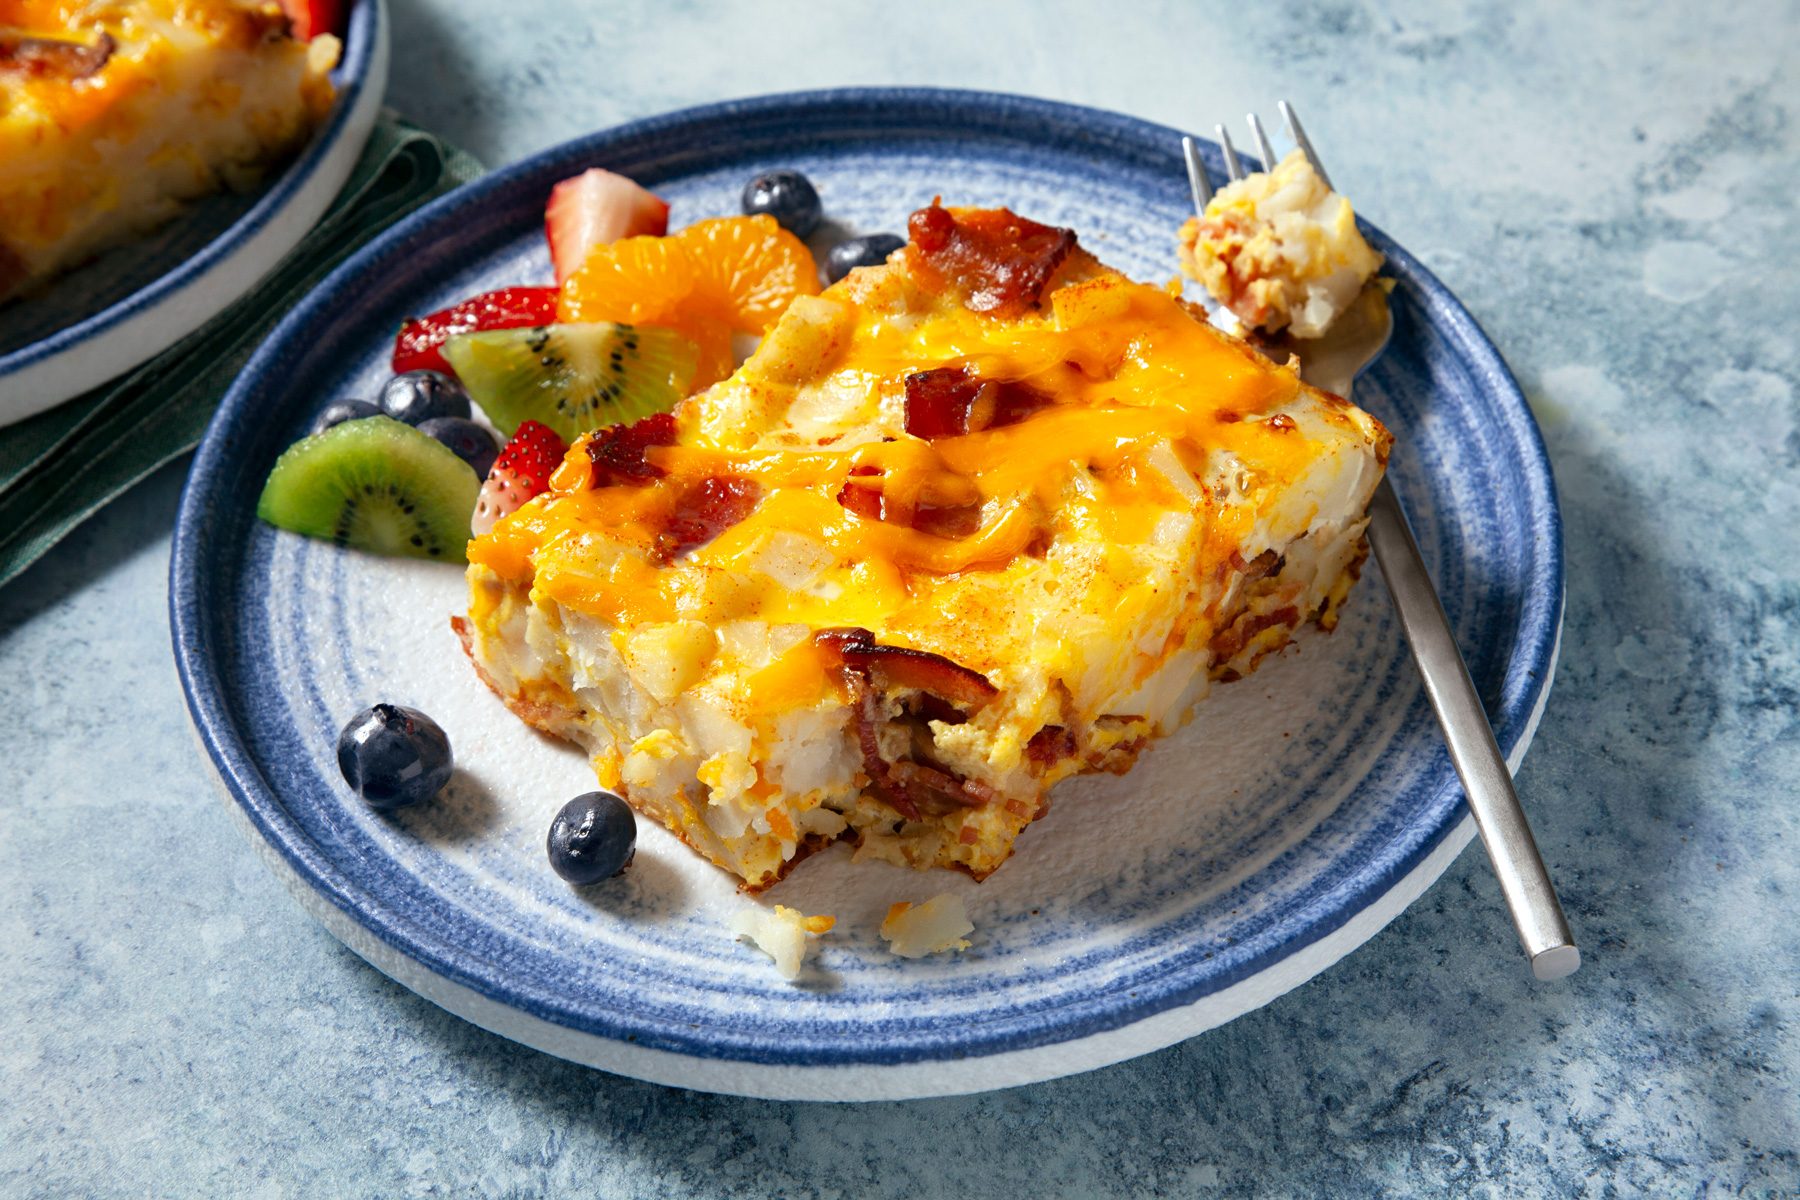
[[468, 259, 1380, 715]]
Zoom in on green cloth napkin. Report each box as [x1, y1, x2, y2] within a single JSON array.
[[0, 113, 484, 590]]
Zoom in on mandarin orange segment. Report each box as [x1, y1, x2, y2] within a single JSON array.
[[676, 215, 821, 333], [557, 235, 695, 325], [556, 215, 820, 390]]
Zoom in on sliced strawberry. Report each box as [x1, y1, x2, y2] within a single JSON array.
[[545, 169, 671, 286], [392, 286, 557, 377], [471, 420, 567, 535], [278, 0, 344, 40]]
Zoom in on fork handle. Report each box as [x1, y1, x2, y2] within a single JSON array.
[[1365, 477, 1580, 980]]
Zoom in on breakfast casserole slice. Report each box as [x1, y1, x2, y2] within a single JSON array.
[[455, 204, 1391, 891], [0, 0, 339, 303]]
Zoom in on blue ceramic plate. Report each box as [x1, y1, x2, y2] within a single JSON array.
[[171, 89, 1562, 1101], [0, 0, 389, 426]]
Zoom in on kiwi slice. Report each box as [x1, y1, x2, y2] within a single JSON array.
[[443, 321, 698, 443], [256, 416, 478, 562]]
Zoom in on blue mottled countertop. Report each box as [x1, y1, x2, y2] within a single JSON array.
[[4, 1, 1796, 1194]]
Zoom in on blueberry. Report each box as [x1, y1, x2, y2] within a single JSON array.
[[417, 416, 498, 480], [337, 704, 453, 811], [379, 370, 471, 425], [741, 170, 822, 238], [547, 791, 637, 884], [310, 399, 380, 436], [825, 233, 906, 284]]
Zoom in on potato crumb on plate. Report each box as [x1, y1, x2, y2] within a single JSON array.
[[730, 904, 834, 980], [880, 894, 974, 959]]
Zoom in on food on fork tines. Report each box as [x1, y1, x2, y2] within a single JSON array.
[[1177, 149, 1383, 339], [453, 201, 1392, 892], [0, 0, 340, 303]]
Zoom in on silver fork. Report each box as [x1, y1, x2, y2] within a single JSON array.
[[1184, 104, 1579, 981]]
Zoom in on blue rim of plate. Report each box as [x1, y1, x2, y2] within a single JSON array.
[[171, 87, 1563, 1072], [0, 0, 381, 378]]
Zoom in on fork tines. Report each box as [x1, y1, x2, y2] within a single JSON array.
[[1183, 102, 1334, 224]]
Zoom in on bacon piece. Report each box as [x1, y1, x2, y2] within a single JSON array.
[[910, 500, 982, 539], [867, 649, 995, 708], [0, 32, 115, 79], [815, 627, 997, 709], [959, 776, 1001, 806], [982, 380, 1054, 430], [587, 412, 678, 486], [814, 627, 875, 660], [835, 473, 981, 538], [903, 366, 1053, 439], [1098, 737, 1148, 775], [819, 628, 1002, 820], [835, 478, 883, 520], [1227, 548, 1284, 582], [1210, 605, 1301, 665], [907, 693, 968, 727], [1025, 725, 1078, 767], [909, 203, 956, 252], [891, 762, 989, 811], [903, 368, 980, 439], [654, 475, 762, 562], [842, 668, 919, 821], [906, 203, 1077, 317]]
